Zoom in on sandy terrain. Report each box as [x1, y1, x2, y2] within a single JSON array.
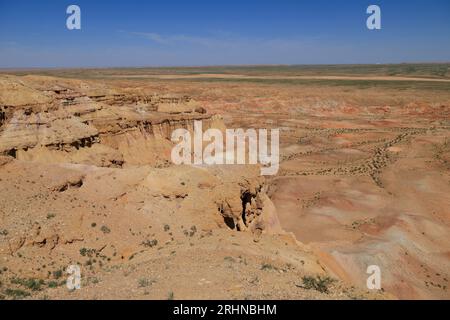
[[0, 66, 449, 300], [108, 73, 450, 82]]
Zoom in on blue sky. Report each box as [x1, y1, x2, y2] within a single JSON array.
[[0, 0, 449, 67]]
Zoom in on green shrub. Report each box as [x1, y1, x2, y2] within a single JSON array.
[[260, 263, 277, 271], [46, 213, 56, 219], [52, 269, 63, 279], [11, 278, 45, 291], [301, 275, 335, 293], [101, 225, 111, 234], [142, 239, 158, 248], [5, 288, 30, 299]]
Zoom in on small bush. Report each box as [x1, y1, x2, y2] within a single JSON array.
[[301, 276, 335, 294], [142, 239, 158, 248], [138, 278, 153, 288], [79, 247, 96, 257], [260, 263, 277, 271], [46, 213, 56, 219], [5, 288, 30, 299], [100, 225, 111, 234], [224, 256, 236, 263], [11, 278, 45, 291], [52, 269, 63, 279]]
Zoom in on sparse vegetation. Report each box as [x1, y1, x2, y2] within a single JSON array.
[[4, 288, 30, 299], [224, 256, 236, 263], [14, 63, 449, 80], [142, 239, 158, 248], [46, 213, 56, 219], [138, 278, 156, 288], [89, 277, 100, 285], [52, 269, 63, 279], [1, 63, 448, 300], [299, 276, 335, 294], [11, 278, 45, 291], [189, 225, 197, 237], [261, 263, 277, 271], [80, 247, 96, 257], [100, 225, 111, 234]]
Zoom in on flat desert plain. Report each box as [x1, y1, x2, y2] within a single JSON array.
[[0, 64, 449, 299]]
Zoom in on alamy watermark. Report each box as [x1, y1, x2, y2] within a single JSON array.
[[367, 5, 381, 30], [171, 121, 280, 176], [66, 5, 381, 31], [66, 5, 81, 30], [66, 264, 81, 290], [366, 265, 382, 290]]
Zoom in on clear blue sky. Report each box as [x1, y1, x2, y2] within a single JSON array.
[[0, 0, 449, 67]]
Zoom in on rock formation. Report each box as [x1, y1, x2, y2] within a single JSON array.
[[0, 75, 221, 168], [0, 74, 388, 300]]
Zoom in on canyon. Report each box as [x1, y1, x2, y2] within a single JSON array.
[[0, 67, 449, 300]]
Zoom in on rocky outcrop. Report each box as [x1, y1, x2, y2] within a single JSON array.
[[0, 76, 280, 237], [0, 75, 222, 167]]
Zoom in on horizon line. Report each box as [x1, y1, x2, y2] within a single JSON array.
[[1, 61, 450, 72]]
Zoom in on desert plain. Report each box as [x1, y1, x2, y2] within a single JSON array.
[[0, 64, 449, 300]]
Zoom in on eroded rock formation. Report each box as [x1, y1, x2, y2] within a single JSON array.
[[0, 75, 281, 244], [0, 75, 221, 168]]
